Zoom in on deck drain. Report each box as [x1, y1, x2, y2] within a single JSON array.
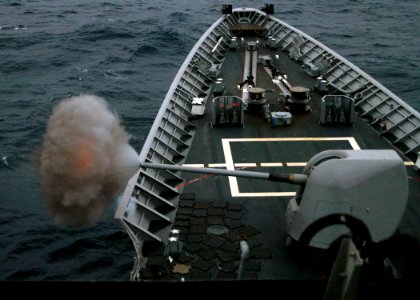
[[207, 225, 228, 236]]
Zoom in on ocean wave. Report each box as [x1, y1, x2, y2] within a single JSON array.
[[7, 237, 54, 257], [372, 42, 394, 48], [78, 24, 135, 42], [0, 60, 38, 73], [63, 10, 78, 15], [132, 45, 161, 56], [0, 24, 27, 31], [0, 153, 28, 170], [99, 56, 129, 64], [0, 36, 41, 51], [76, 257, 114, 274], [6, 269, 44, 280], [281, 9, 303, 15], [167, 11, 190, 23], [103, 70, 127, 80], [46, 238, 103, 264], [322, 32, 355, 39], [6, 2, 22, 7], [100, 2, 123, 9], [0, 215, 17, 225]]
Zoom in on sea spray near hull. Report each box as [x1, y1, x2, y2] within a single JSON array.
[[37, 95, 140, 227]]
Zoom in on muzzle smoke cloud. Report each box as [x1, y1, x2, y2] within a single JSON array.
[[37, 95, 140, 227]]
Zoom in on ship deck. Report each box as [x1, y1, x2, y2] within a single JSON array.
[[139, 37, 420, 282]]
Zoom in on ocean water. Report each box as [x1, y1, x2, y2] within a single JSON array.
[[0, 0, 419, 280]]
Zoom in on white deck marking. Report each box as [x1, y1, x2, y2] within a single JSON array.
[[183, 162, 307, 168], [234, 163, 257, 167], [260, 162, 285, 167], [183, 137, 414, 197], [222, 137, 361, 144], [347, 138, 361, 150], [222, 137, 360, 197], [208, 163, 229, 168], [285, 162, 307, 167], [233, 192, 297, 197], [184, 161, 413, 167], [221, 138, 239, 195]]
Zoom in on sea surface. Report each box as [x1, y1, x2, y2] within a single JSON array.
[[0, 0, 419, 280]]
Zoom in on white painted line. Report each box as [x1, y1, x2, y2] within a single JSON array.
[[182, 136, 413, 197], [223, 137, 361, 144], [208, 163, 228, 168], [260, 162, 285, 167], [183, 161, 412, 168], [232, 192, 296, 197], [221, 136, 361, 197], [347, 137, 361, 150], [222, 139, 240, 196], [286, 162, 307, 167], [222, 138, 297, 197], [234, 163, 257, 167]]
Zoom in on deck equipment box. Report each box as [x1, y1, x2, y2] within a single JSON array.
[[271, 111, 292, 127]]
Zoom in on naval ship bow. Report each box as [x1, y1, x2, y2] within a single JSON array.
[[114, 4, 420, 297]]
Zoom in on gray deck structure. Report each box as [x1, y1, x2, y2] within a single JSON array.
[[115, 7, 420, 286]]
